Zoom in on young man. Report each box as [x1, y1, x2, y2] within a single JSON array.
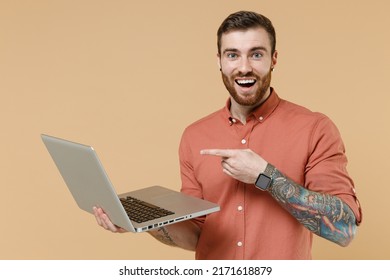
[[94, 11, 362, 259]]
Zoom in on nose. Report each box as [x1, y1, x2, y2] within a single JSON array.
[[238, 58, 253, 74]]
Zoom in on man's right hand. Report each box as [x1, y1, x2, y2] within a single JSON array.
[[93, 207, 128, 233]]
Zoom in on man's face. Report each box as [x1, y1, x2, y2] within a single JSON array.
[[218, 27, 277, 107]]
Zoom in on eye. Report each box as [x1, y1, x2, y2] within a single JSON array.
[[226, 53, 238, 59], [252, 52, 263, 59]]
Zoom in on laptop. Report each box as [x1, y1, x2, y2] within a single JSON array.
[[41, 134, 220, 233]]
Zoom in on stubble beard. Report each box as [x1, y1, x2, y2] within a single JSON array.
[[221, 69, 272, 107]]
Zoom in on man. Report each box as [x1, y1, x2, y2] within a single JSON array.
[[94, 11, 362, 259]]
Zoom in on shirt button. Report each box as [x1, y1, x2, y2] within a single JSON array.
[[241, 139, 247, 144], [237, 205, 243, 211], [237, 241, 243, 247], [259, 116, 264, 121]]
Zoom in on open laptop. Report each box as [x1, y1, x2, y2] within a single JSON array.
[[41, 134, 220, 233]]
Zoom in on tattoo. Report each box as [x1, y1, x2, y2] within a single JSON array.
[[153, 227, 177, 247], [268, 168, 357, 246]]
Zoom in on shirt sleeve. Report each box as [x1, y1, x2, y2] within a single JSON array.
[[178, 128, 206, 228], [305, 114, 362, 225]]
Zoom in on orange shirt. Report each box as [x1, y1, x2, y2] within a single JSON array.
[[179, 89, 362, 260]]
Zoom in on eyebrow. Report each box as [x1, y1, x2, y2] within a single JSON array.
[[222, 46, 269, 55]]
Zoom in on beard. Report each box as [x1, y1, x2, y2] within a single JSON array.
[[221, 68, 272, 107]]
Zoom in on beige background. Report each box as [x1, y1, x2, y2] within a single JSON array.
[[1, 0, 389, 259]]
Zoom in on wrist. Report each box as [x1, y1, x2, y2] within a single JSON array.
[[254, 163, 276, 191]]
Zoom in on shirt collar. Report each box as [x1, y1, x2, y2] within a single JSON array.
[[223, 87, 281, 124]]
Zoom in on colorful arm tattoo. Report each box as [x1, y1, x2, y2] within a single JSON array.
[[268, 168, 357, 247]]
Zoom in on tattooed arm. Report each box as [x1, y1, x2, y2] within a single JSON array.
[[201, 148, 358, 247], [147, 220, 201, 251], [267, 166, 357, 247]]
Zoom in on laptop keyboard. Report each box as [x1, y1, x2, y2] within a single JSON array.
[[120, 196, 175, 223]]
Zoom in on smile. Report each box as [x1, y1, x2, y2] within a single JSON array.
[[235, 79, 256, 87]]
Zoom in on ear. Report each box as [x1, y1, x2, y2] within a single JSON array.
[[217, 53, 222, 71], [271, 50, 278, 69]]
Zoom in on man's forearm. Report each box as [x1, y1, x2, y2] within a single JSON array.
[[268, 168, 357, 246], [147, 220, 201, 251], [149, 226, 177, 247]]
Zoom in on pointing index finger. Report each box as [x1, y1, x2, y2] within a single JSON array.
[[200, 149, 234, 158]]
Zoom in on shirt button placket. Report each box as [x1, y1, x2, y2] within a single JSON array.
[[236, 204, 244, 257]]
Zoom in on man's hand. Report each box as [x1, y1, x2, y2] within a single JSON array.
[[93, 207, 200, 250], [200, 148, 267, 184], [93, 207, 127, 233]]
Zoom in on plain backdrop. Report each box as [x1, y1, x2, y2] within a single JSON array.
[[1, 0, 389, 259]]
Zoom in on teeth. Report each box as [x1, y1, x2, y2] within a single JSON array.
[[236, 79, 255, 84]]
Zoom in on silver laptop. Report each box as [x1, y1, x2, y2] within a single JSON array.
[[41, 134, 220, 233]]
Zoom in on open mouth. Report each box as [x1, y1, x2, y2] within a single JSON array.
[[235, 79, 256, 88]]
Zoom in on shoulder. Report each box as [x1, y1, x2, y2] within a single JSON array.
[[281, 99, 344, 152], [278, 98, 325, 119], [275, 98, 341, 142], [183, 107, 225, 135], [274, 98, 332, 127]]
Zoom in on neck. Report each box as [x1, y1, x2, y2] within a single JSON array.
[[230, 101, 254, 124], [230, 88, 271, 124]]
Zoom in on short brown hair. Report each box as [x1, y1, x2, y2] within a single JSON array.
[[217, 11, 276, 55]]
